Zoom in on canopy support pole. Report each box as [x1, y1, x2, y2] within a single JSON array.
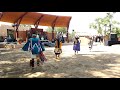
[[51, 16, 58, 41], [0, 12, 3, 20], [66, 17, 71, 43], [14, 12, 28, 39], [34, 15, 44, 29]]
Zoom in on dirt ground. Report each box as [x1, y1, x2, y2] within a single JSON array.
[[0, 42, 120, 78]]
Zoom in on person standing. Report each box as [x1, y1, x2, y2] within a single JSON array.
[[88, 36, 93, 50], [54, 32, 62, 59], [73, 36, 80, 55], [22, 34, 46, 70]]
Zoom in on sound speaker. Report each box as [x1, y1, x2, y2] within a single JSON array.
[[110, 34, 118, 41]]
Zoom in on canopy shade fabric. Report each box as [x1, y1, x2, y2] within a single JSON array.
[[0, 12, 72, 28]]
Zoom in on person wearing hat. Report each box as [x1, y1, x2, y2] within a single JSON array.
[[22, 33, 46, 70]]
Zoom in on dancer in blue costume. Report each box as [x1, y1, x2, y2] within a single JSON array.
[[73, 36, 80, 55], [22, 34, 45, 69]]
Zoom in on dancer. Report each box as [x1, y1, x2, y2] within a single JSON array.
[[73, 36, 80, 55], [88, 37, 93, 50], [54, 32, 62, 59], [22, 34, 46, 69]]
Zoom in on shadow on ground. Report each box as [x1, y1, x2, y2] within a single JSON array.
[[0, 47, 120, 78]]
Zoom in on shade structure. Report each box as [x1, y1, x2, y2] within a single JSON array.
[[0, 12, 72, 42], [0, 12, 72, 28]]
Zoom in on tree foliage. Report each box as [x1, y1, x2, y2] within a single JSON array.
[[45, 27, 53, 33], [89, 12, 120, 36], [46, 26, 67, 34], [19, 24, 32, 28]]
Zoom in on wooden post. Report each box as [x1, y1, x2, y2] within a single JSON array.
[[51, 16, 58, 42], [34, 15, 44, 29], [52, 26, 54, 42], [14, 12, 28, 40], [66, 28, 69, 43], [66, 17, 71, 43]]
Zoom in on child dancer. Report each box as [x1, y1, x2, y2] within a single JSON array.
[[54, 33, 62, 59]]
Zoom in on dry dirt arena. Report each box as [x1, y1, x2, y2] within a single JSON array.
[[0, 42, 120, 78]]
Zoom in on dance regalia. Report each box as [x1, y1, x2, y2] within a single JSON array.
[[22, 38, 45, 54], [22, 37, 46, 69], [73, 39, 80, 51], [54, 38, 62, 55]]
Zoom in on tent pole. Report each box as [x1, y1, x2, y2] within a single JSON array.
[[66, 17, 71, 43], [51, 16, 58, 42], [34, 15, 44, 29], [66, 28, 69, 43], [52, 26, 54, 42], [14, 12, 28, 40]]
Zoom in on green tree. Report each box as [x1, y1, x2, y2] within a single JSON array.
[[54, 27, 67, 34], [45, 26, 53, 33], [46, 26, 67, 34], [19, 24, 32, 28], [89, 12, 120, 35]]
